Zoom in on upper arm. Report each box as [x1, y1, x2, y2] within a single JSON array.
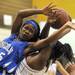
[[24, 39, 48, 55], [31, 39, 48, 49], [39, 22, 51, 39], [11, 13, 23, 34]]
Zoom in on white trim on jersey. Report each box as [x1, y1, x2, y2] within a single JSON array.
[[3, 61, 12, 67], [8, 66, 16, 73], [15, 58, 47, 75], [48, 63, 57, 74]]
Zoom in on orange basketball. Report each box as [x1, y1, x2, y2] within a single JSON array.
[[51, 9, 71, 29]]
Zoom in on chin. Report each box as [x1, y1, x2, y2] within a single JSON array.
[[21, 38, 30, 41], [19, 35, 33, 41], [20, 35, 30, 41]]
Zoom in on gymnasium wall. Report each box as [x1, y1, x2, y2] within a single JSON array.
[[32, 0, 75, 22], [32, 0, 75, 54], [0, 0, 32, 26], [0, 0, 32, 15]]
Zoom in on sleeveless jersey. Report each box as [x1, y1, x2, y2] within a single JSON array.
[[0, 34, 29, 75]]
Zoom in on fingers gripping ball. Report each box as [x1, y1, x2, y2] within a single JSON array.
[[51, 9, 71, 29]]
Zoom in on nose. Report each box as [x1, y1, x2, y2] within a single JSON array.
[[23, 30, 32, 35]]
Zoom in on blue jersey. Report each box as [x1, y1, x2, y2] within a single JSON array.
[[0, 34, 29, 75]]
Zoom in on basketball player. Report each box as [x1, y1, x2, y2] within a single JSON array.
[[15, 21, 75, 75], [56, 44, 75, 75], [48, 60, 69, 75], [0, 3, 56, 75], [14, 7, 74, 74]]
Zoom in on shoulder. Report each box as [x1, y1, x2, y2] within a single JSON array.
[[3, 34, 17, 43]]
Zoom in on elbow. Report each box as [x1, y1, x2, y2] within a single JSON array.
[[17, 10, 23, 18], [66, 28, 71, 33]]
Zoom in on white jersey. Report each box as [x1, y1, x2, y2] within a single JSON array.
[[48, 63, 57, 75], [15, 58, 47, 75]]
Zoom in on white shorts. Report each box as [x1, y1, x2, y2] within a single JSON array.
[[15, 58, 46, 75]]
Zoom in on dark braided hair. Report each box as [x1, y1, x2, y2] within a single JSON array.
[[46, 41, 65, 71], [50, 41, 65, 61], [63, 43, 74, 62], [46, 41, 74, 71], [57, 43, 75, 67]]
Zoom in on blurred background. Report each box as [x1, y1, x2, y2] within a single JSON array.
[[0, 0, 75, 55]]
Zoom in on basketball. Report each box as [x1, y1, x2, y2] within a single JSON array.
[[51, 9, 71, 29]]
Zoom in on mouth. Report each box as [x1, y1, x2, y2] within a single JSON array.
[[22, 31, 33, 40], [21, 29, 31, 35]]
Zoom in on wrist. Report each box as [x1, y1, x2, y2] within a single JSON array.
[[33, 9, 43, 14], [47, 19, 56, 24], [48, 21, 54, 24], [37, 9, 43, 14]]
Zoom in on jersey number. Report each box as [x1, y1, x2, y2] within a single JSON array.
[[0, 52, 5, 61]]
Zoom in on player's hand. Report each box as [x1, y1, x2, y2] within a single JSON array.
[[42, 2, 56, 16], [47, 9, 60, 24], [65, 21, 75, 30]]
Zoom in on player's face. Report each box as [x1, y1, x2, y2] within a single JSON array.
[[19, 24, 36, 41]]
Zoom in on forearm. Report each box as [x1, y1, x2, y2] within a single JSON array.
[[40, 18, 57, 39], [18, 9, 43, 18], [40, 22, 51, 39], [32, 24, 71, 48], [44, 25, 71, 45]]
